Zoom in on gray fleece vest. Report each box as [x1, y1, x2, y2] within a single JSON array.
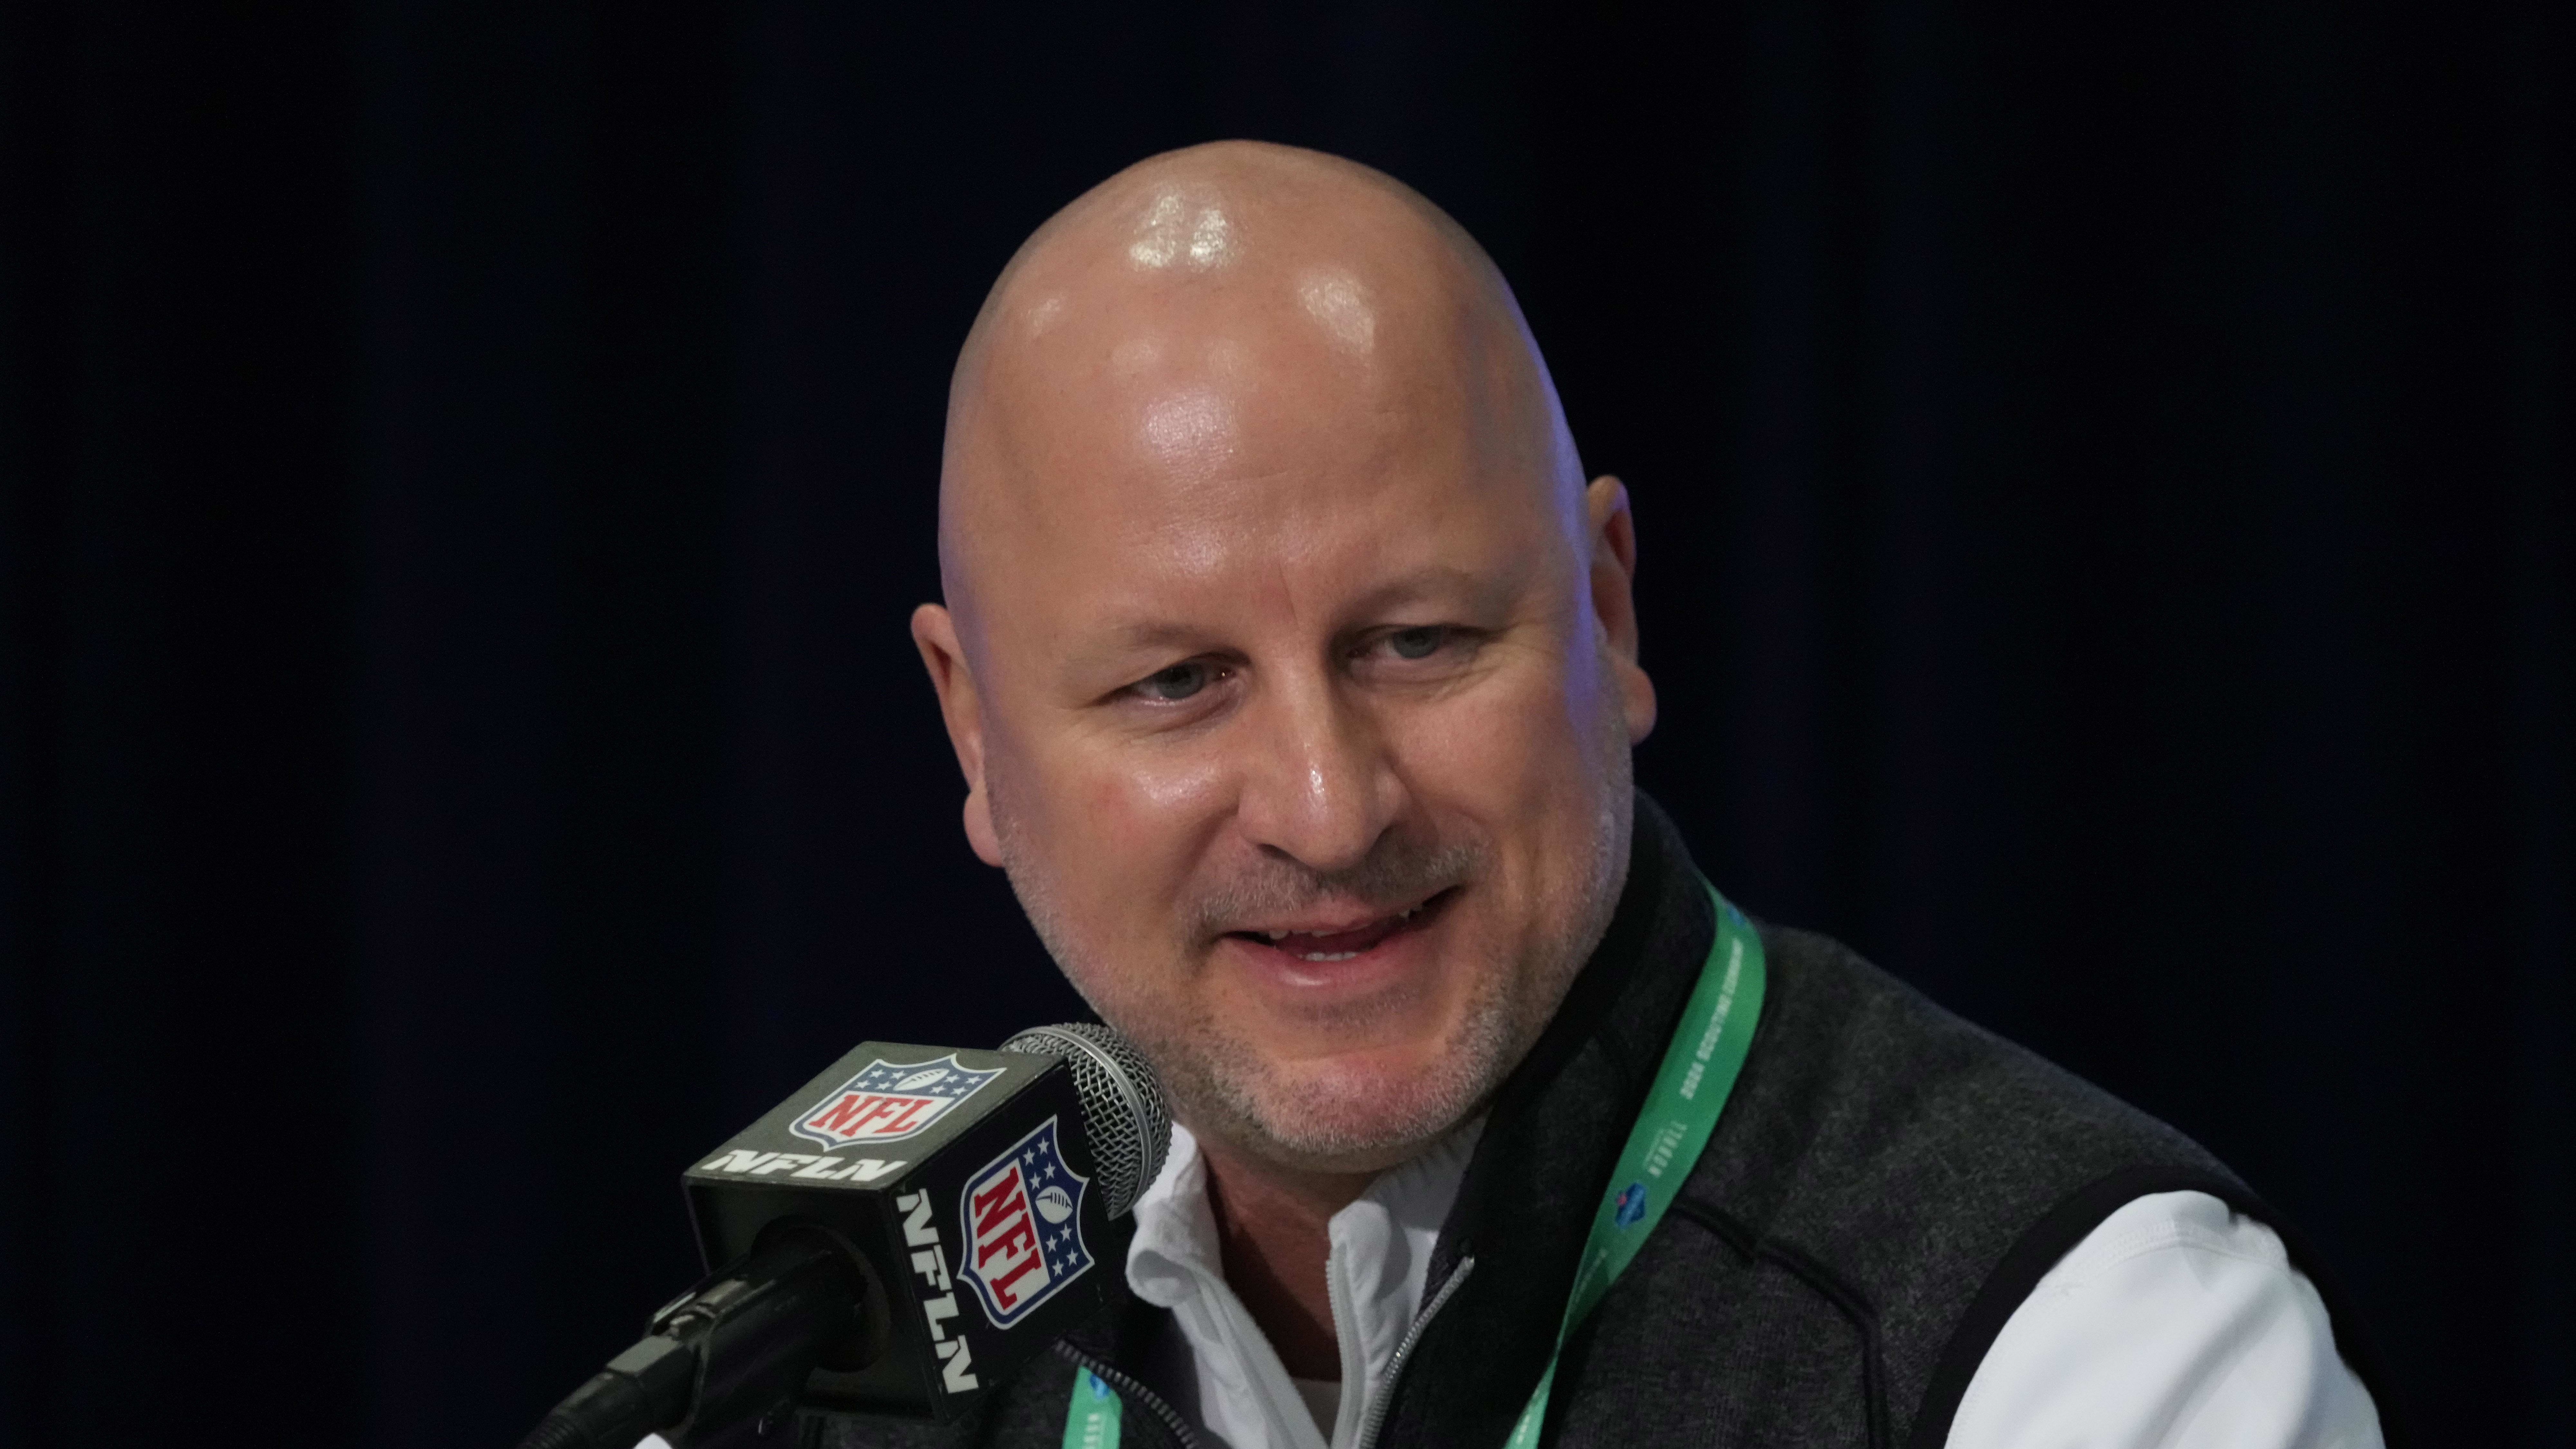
[[816, 796, 2395, 1449]]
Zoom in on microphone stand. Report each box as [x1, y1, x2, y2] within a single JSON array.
[[516, 1224, 877, 1449]]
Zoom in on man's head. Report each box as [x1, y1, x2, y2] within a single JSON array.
[[915, 142, 1654, 1178]]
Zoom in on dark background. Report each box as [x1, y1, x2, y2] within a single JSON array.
[[2, 1, 2566, 1444]]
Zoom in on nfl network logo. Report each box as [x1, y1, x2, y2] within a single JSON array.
[[789, 1054, 1005, 1150], [956, 1116, 1094, 1328]]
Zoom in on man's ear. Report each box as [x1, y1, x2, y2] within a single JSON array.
[[1584, 475, 1657, 743], [911, 603, 1006, 866]]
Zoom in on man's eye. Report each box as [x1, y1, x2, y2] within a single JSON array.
[[1386, 626, 1450, 660], [1132, 660, 1225, 702]]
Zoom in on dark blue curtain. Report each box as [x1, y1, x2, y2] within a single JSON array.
[[2, 1, 2565, 1444]]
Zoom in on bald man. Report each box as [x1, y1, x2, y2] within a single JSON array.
[[897, 143, 2390, 1449]]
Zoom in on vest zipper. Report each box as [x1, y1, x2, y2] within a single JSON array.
[[1352, 1255, 1475, 1449], [1324, 1247, 1356, 1446], [1052, 1341, 1210, 1449]]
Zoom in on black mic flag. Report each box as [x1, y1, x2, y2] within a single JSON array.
[[517, 1024, 1170, 1449]]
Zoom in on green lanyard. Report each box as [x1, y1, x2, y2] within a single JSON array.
[[1062, 885, 1765, 1449], [1064, 1367, 1123, 1448], [1500, 886, 1762, 1446]]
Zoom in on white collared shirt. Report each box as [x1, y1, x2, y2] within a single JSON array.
[[1956, 1190, 2383, 1448], [1124, 1127, 2382, 1449], [1124, 1122, 1480, 1449]]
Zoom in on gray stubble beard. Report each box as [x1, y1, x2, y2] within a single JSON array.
[[992, 703, 1636, 1178]]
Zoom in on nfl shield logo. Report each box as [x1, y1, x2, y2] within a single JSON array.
[[956, 1116, 1094, 1329], [789, 1054, 1005, 1150]]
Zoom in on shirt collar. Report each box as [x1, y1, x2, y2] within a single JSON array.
[[1126, 1120, 1483, 1310], [1123, 1118, 1484, 1449]]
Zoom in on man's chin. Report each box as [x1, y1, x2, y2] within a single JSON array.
[[1207, 1109, 1465, 1178], [1192, 1044, 1503, 1175]]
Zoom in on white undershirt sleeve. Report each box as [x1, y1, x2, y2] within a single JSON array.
[[1946, 1191, 2382, 1449]]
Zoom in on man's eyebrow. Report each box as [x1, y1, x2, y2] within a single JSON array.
[[1086, 620, 1220, 654], [1058, 621, 1230, 680], [1337, 564, 1502, 615], [1066, 565, 1518, 665]]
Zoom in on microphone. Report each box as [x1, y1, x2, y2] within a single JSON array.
[[516, 1023, 1170, 1449]]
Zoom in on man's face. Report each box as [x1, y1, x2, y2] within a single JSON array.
[[922, 245, 1650, 1175]]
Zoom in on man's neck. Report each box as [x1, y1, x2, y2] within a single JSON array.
[[1194, 1134, 1376, 1382]]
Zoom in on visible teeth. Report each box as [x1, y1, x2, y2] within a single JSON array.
[[1300, 951, 1360, 962], [1252, 903, 1429, 946]]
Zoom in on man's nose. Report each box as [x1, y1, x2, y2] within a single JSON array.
[[1235, 671, 1400, 876]]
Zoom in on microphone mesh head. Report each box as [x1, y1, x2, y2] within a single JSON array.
[[998, 1023, 1171, 1218]]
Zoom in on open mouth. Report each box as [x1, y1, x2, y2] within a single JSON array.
[[1224, 886, 1460, 963]]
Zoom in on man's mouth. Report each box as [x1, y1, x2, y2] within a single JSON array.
[[1223, 887, 1459, 962]]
